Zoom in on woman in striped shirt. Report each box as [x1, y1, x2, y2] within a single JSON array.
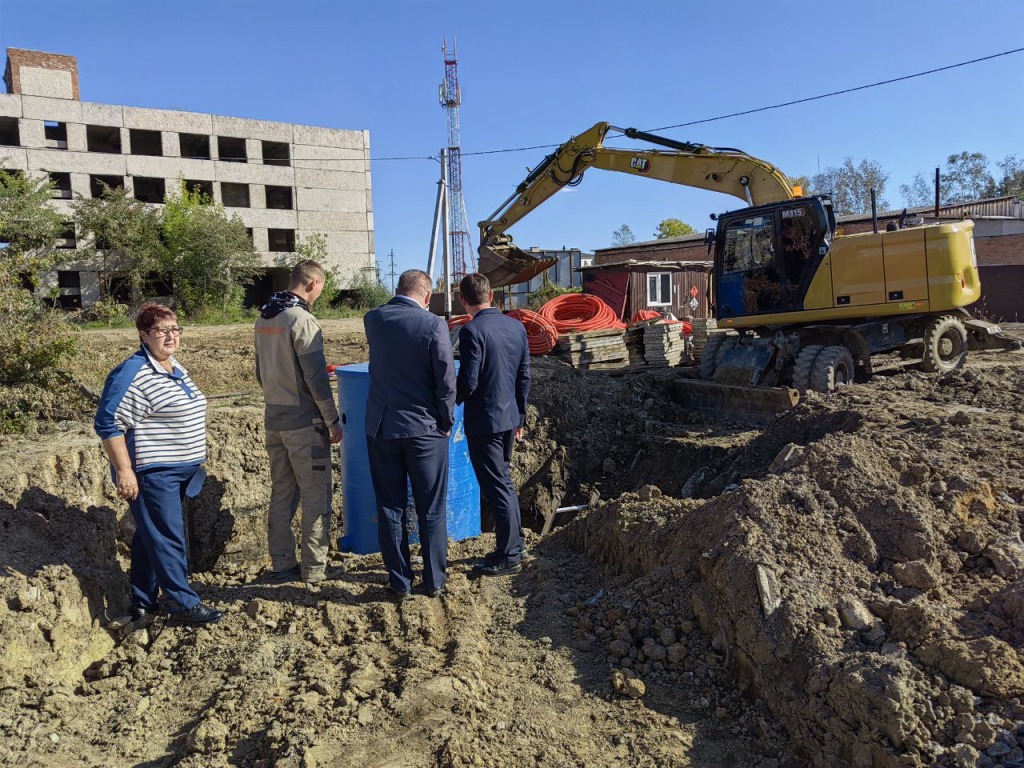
[[95, 303, 222, 626]]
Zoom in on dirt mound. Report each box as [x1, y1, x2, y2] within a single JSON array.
[[563, 357, 1024, 767]]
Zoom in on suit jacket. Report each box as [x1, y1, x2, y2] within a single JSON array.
[[364, 296, 456, 439], [456, 308, 531, 437]]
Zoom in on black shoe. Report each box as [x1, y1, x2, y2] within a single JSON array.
[[385, 584, 412, 600], [416, 582, 445, 599], [263, 565, 301, 583], [131, 605, 161, 622], [167, 603, 223, 625], [473, 560, 522, 577]]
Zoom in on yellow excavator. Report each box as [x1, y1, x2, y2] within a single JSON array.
[[479, 122, 1012, 400]]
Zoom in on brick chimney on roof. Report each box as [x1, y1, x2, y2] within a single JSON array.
[[3, 48, 79, 100]]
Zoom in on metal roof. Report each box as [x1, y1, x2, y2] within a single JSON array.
[[580, 259, 711, 272], [837, 195, 1022, 224]]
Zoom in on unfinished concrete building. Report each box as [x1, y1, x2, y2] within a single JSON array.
[[0, 48, 374, 307]]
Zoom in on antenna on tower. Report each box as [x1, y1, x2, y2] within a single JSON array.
[[439, 35, 474, 281]]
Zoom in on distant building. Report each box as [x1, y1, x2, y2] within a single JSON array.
[[0, 48, 374, 308], [506, 247, 592, 308], [592, 196, 1024, 322]]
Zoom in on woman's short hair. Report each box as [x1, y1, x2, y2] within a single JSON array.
[[135, 302, 177, 332]]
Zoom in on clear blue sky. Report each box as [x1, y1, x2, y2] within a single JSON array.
[[2, 0, 1021, 278]]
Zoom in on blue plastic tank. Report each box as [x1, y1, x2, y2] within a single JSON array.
[[335, 362, 481, 555]]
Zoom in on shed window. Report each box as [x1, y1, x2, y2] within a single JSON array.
[[130, 129, 162, 156], [647, 272, 672, 306]]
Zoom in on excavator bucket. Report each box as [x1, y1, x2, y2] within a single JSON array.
[[478, 238, 558, 288]]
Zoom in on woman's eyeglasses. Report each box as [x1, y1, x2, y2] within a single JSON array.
[[148, 326, 184, 337]]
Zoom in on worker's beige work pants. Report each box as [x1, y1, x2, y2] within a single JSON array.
[[265, 421, 332, 579]]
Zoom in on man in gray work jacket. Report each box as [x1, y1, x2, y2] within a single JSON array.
[[255, 260, 343, 583]]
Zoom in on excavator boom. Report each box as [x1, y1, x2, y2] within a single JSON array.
[[478, 122, 795, 287]]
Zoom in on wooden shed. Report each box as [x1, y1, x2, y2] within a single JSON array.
[[580, 259, 712, 321]]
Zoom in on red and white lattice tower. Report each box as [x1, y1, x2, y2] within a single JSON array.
[[439, 36, 474, 279]]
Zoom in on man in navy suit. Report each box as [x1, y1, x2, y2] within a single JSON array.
[[364, 269, 455, 598], [456, 273, 531, 576]]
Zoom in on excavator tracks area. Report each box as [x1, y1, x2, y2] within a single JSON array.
[[1, 319, 1023, 768]]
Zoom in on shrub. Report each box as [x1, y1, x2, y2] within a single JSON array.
[[525, 283, 581, 311], [347, 268, 392, 309]]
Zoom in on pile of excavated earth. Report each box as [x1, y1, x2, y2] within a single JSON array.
[[0, 322, 1022, 767]]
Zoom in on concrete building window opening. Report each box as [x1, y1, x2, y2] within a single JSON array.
[[86, 125, 122, 154], [647, 272, 672, 306], [265, 185, 293, 210], [267, 228, 295, 252], [0, 116, 19, 146], [56, 222, 77, 249], [179, 133, 210, 160], [57, 270, 80, 290], [43, 121, 67, 149], [133, 176, 166, 204], [183, 179, 213, 201], [245, 228, 253, 245], [217, 136, 246, 163], [262, 140, 290, 167], [49, 171, 72, 199], [55, 271, 82, 309], [221, 182, 250, 208], [89, 174, 124, 198], [129, 128, 162, 157]]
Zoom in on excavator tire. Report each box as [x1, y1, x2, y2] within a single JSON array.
[[792, 345, 825, 393], [921, 314, 968, 373], [700, 333, 738, 380], [809, 345, 855, 393]]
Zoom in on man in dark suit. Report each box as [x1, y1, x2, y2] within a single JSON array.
[[456, 273, 531, 576], [364, 269, 455, 598]]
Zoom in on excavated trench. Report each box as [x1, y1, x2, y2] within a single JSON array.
[[2, 347, 1024, 767]]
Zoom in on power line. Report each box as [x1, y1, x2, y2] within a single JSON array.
[[373, 45, 1024, 161]]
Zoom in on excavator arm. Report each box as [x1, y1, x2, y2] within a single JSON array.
[[478, 122, 796, 287]]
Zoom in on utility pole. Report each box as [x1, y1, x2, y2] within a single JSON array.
[[387, 249, 397, 294]]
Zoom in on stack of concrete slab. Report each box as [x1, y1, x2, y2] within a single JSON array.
[[643, 324, 686, 367], [689, 317, 719, 363], [555, 329, 629, 370], [624, 327, 646, 367]]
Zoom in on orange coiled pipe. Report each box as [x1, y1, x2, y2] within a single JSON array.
[[447, 314, 472, 329], [538, 293, 627, 333], [507, 309, 559, 355], [631, 310, 662, 323]]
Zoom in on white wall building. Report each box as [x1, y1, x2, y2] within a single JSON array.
[[0, 47, 374, 307]]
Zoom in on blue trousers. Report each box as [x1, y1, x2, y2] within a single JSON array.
[[468, 430, 524, 565], [128, 465, 202, 612], [366, 432, 449, 593]]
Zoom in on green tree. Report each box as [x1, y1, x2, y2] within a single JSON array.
[[900, 151, 1005, 207], [611, 224, 636, 247], [160, 181, 262, 317], [993, 155, 1023, 198], [346, 267, 391, 309], [525, 282, 580, 310], [276, 233, 345, 313], [653, 218, 696, 239], [73, 184, 166, 305], [812, 157, 889, 216], [0, 169, 80, 428]]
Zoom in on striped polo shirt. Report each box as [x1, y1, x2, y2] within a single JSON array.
[[94, 345, 208, 470]]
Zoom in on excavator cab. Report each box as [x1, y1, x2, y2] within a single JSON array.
[[713, 196, 834, 319]]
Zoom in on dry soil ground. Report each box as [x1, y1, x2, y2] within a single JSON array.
[[0, 321, 1022, 768]]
